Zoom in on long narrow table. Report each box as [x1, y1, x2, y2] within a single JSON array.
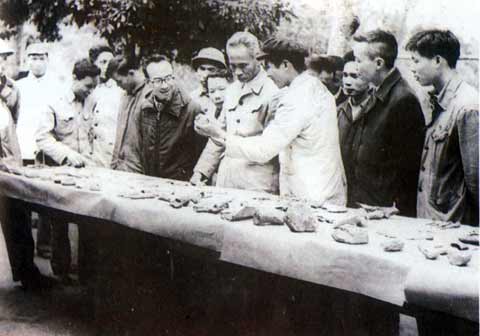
[[0, 167, 477, 333]]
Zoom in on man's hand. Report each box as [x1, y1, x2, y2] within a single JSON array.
[[65, 152, 87, 168], [194, 114, 226, 141], [190, 172, 207, 186]]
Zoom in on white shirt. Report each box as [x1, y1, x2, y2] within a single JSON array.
[[16, 72, 67, 160]]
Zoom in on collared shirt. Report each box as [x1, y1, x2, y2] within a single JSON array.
[[226, 71, 346, 204], [194, 68, 279, 193], [35, 90, 91, 165], [111, 82, 151, 173], [83, 79, 125, 167], [417, 75, 479, 225], [16, 72, 66, 160]]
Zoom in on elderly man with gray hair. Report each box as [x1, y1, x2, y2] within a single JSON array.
[[192, 31, 279, 193]]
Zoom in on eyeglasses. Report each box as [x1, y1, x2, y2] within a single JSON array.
[[149, 75, 174, 85]]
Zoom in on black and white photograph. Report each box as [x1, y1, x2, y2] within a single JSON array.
[[0, 0, 478, 335]]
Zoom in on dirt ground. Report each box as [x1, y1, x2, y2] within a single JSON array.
[[0, 225, 96, 336]]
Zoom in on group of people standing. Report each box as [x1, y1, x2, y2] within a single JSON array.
[[0, 26, 477, 290]]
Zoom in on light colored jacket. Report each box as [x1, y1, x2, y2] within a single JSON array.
[[0, 80, 21, 166], [417, 75, 479, 225], [83, 79, 125, 167], [35, 90, 90, 165], [16, 72, 66, 160], [225, 71, 347, 205], [194, 69, 279, 194]]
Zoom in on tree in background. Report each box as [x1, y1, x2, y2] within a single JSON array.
[[0, 0, 293, 62]]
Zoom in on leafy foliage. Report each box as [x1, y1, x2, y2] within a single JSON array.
[[0, 0, 293, 62]]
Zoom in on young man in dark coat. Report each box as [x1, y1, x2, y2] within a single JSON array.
[[350, 29, 426, 217]]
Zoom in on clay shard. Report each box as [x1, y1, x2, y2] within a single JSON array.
[[447, 249, 472, 266], [60, 177, 76, 186], [382, 239, 404, 252], [193, 197, 230, 214], [459, 232, 479, 246], [332, 224, 369, 244], [334, 216, 368, 228], [284, 203, 317, 232], [418, 242, 445, 260], [426, 220, 461, 230], [322, 203, 348, 213], [221, 202, 257, 221], [253, 207, 285, 226]]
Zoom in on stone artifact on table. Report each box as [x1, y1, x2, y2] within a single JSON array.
[[334, 215, 368, 228], [458, 231, 479, 246], [253, 206, 286, 226], [284, 202, 317, 232], [60, 177, 76, 186], [382, 239, 404, 252], [407, 230, 434, 241], [321, 202, 348, 213], [193, 197, 230, 214], [332, 221, 368, 245], [426, 220, 461, 230], [447, 248, 472, 266], [221, 201, 257, 221], [417, 242, 447, 260], [357, 203, 399, 219]]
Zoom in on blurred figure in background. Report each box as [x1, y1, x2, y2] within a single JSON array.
[[0, 39, 56, 290], [16, 42, 65, 259], [84, 45, 125, 167], [308, 54, 344, 97]]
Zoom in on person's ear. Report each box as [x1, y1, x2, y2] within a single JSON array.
[[128, 69, 136, 77], [375, 57, 384, 69]]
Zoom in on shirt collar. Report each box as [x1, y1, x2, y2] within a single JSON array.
[[153, 86, 189, 118], [434, 74, 463, 111], [241, 68, 268, 96], [373, 68, 401, 102]]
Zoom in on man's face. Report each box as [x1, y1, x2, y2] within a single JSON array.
[[409, 51, 437, 87], [94, 51, 114, 81], [73, 75, 98, 102], [197, 62, 222, 86], [28, 53, 48, 78], [207, 76, 229, 107], [265, 60, 290, 88], [352, 42, 378, 84], [146, 61, 175, 102], [227, 45, 260, 83], [113, 70, 139, 95], [342, 62, 369, 97]]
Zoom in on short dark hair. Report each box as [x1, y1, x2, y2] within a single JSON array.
[[205, 72, 233, 91], [72, 59, 100, 80], [143, 54, 170, 78], [107, 54, 142, 77], [308, 55, 344, 74], [405, 29, 460, 69], [343, 50, 355, 63], [353, 30, 398, 69], [262, 38, 308, 72], [89, 44, 113, 63]]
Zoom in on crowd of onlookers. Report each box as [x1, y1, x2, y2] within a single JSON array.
[[0, 27, 477, 290]]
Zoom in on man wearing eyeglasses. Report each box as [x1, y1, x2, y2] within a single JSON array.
[[137, 55, 204, 180]]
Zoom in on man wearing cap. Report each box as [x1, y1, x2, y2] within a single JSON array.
[[192, 32, 279, 192], [196, 37, 346, 205], [0, 39, 56, 290], [83, 44, 125, 167], [17, 42, 66, 164], [191, 47, 228, 118]]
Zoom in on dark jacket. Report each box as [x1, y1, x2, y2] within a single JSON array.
[[337, 68, 426, 216], [0, 76, 20, 124], [138, 86, 205, 181]]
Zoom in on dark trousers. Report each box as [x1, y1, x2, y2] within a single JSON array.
[[0, 197, 39, 282], [36, 214, 51, 254]]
